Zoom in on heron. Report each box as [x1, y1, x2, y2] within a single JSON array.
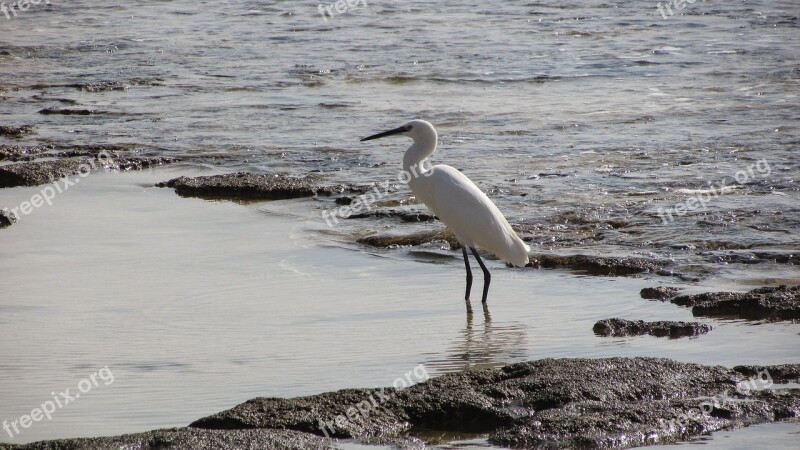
[[361, 119, 530, 308]]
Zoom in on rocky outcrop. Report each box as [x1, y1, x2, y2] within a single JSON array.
[[593, 318, 712, 338], [156, 173, 353, 200], [0, 125, 35, 137], [190, 358, 799, 449], [671, 285, 800, 320], [528, 254, 664, 275], [0, 157, 176, 188], [5, 358, 799, 450], [640, 286, 679, 300]]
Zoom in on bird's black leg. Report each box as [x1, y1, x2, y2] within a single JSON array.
[[462, 246, 473, 301], [470, 247, 491, 304]]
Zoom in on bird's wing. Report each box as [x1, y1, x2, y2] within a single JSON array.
[[417, 165, 529, 266]]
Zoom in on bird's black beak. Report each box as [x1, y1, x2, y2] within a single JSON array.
[[360, 125, 410, 142]]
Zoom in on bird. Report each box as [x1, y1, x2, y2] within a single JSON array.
[[361, 119, 530, 308]]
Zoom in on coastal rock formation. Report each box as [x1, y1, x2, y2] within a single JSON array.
[[593, 318, 712, 338], [640, 286, 679, 300], [528, 254, 664, 276], [2, 428, 333, 450], [358, 229, 459, 249], [157, 173, 354, 200], [0, 157, 176, 188], [0, 210, 13, 228], [5, 358, 799, 449], [0, 125, 35, 137], [190, 358, 799, 449], [0, 145, 51, 162], [0, 160, 86, 188], [671, 285, 800, 320]]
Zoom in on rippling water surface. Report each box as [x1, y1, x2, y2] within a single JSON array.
[[1, 0, 798, 446]]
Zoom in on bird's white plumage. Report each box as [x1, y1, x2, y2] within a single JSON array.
[[409, 164, 530, 267], [372, 119, 530, 267]]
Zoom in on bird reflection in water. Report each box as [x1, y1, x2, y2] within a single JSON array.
[[423, 304, 529, 374]]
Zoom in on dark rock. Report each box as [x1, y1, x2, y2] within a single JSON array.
[[156, 173, 346, 201], [0, 125, 35, 137], [671, 285, 800, 320], [0, 210, 13, 228], [490, 391, 800, 449], [348, 209, 437, 222], [5, 427, 333, 450], [109, 156, 177, 172], [0, 143, 147, 162], [29, 78, 163, 93], [0, 157, 176, 188], [335, 196, 353, 205], [0, 159, 85, 187], [38, 107, 100, 115], [358, 230, 459, 249], [640, 286, 679, 300], [5, 358, 799, 449], [528, 254, 664, 276], [190, 357, 800, 449], [752, 251, 800, 265], [0, 145, 51, 162], [732, 364, 800, 382], [593, 318, 712, 339]]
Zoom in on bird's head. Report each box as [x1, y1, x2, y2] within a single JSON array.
[[361, 119, 436, 143]]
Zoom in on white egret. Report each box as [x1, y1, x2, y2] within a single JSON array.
[[361, 120, 530, 307]]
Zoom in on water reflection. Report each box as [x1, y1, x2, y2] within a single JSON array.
[[424, 304, 529, 374]]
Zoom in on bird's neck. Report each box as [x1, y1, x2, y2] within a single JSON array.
[[403, 139, 436, 175]]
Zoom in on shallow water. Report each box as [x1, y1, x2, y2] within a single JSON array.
[[0, 169, 798, 445], [1, 0, 798, 447]]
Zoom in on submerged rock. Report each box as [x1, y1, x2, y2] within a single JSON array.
[[358, 229, 460, 249], [640, 286, 679, 300], [38, 107, 103, 115], [528, 254, 664, 276], [671, 285, 800, 320], [348, 209, 436, 223], [6, 358, 799, 449], [29, 78, 163, 92], [109, 157, 176, 172], [593, 318, 712, 339], [157, 173, 348, 200]]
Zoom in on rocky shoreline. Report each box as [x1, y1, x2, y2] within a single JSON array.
[[592, 319, 713, 339], [3, 357, 798, 449], [2, 164, 798, 449]]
